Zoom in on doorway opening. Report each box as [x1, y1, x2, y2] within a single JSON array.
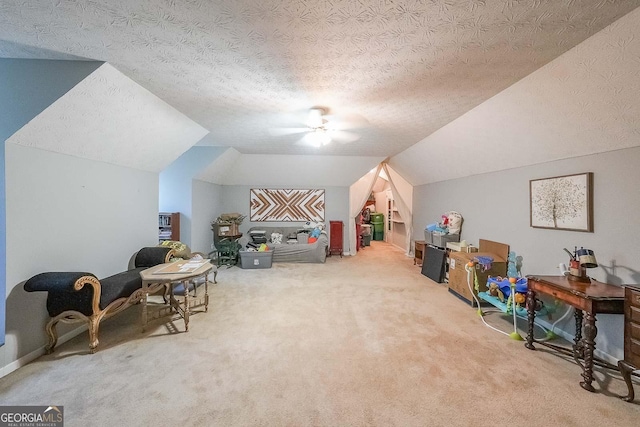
[[349, 163, 413, 257]]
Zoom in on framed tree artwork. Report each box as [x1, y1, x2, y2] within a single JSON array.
[[529, 172, 593, 232]]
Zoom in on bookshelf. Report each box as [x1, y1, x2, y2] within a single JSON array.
[[159, 212, 180, 242]]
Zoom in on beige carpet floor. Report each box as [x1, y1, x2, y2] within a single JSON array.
[[1, 241, 639, 426]]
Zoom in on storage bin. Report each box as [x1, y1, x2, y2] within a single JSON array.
[[370, 213, 384, 224], [373, 230, 384, 241], [239, 250, 273, 269], [424, 230, 433, 244], [431, 233, 460, 248]]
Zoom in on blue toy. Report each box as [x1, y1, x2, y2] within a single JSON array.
[[487, 276, 528, 298]]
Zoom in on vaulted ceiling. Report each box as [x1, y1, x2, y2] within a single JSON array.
[[1, 1, 639, 184]]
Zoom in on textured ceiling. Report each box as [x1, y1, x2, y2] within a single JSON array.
[[391, 6, 640, 185], [1, 0, 638, 159]]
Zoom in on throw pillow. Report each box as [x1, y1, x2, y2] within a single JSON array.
[[159, 240, 191, 259]]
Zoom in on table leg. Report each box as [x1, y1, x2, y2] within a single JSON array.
[[618, 360, 636, 402], [204, 273, 209, 313], [573, 309, 583, 347], [579, 311, 597, 392], [525, 289, 537, 350], [182, 279, 190, 332], [141, 282, 148, 332]]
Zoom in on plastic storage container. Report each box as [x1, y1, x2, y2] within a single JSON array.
[[425, 231, 459, 248], [239, 250, 273, 269], [424, 230, 433, 244], [370, 213, 384, 224], [371, 214, 384, 241], [432, 233, 459, 248]]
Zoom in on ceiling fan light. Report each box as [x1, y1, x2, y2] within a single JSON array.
[[307, 108, 324, 128], [307, 128, 331, 147]]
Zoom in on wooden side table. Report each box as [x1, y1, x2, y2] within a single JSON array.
[[414, 240, 425, 266], [525, 275, 624, 393], [140, 260, 214, 332]]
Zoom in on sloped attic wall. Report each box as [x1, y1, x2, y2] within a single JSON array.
[[0, 58, 102, 352], [8, 63, 208, 172], [391, 7, 640, 186], [159, 146, 227, 250], [408, 10, 640, 363], [1, 60, 207, 376]]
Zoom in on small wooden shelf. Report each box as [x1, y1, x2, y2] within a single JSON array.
[[414, 240, 425, 266], [159, 212, 180, 242]]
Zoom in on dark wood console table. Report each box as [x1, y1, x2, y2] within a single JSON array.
[[524, 275, 624, 393]]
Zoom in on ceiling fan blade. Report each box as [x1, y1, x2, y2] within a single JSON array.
[[328, 130, 361, 143], [324, 113, 369, 130], [294, 134, 321, 147], [269, 127, 310, 137]]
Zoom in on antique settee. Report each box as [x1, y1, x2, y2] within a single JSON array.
[[23, 246, 174, 354]]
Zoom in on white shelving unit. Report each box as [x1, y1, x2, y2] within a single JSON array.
[[386, 192, 406, 251]]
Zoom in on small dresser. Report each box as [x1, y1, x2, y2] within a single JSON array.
[[328, 220, 344, 257], [618, 285, 640, 402]]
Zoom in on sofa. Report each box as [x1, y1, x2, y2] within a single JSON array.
[[23, 246, 174, 354], [238, 226, 329, 263]]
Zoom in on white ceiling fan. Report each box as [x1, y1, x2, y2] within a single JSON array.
[[269, 107, 367, 147]]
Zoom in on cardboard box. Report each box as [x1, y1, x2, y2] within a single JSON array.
[[447, 240, 509, 306], [239, 250, 273, 269], [217, 222, 239, 236], [446, 242, 478, 253]]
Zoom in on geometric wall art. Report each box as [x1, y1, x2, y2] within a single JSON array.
[[250, 189, 325, 222], [529, 172, 593, 232]]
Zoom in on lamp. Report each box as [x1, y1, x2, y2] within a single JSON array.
[[564, 247, 598, 282]]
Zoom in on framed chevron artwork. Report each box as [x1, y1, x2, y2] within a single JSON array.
[[250, 189, 325, 222]]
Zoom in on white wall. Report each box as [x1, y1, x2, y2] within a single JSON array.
[[1, 144, 158, 375], [221, 185, 351, 253], [160, 146, 226, 247], [191, 179, 224, 254], [412, 146, 640, 361], [198, 153, 384, 187]]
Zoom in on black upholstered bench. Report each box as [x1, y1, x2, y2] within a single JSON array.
[[24, 246, 173, 354]]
